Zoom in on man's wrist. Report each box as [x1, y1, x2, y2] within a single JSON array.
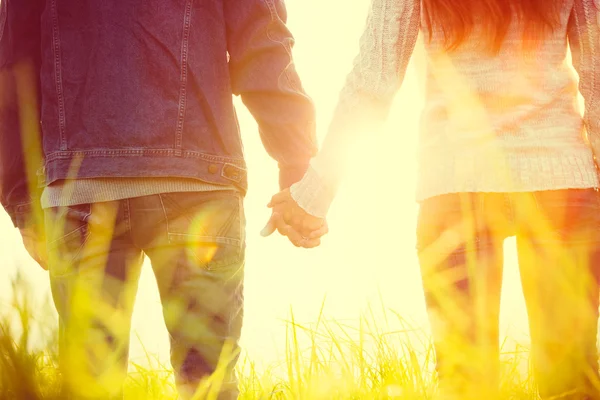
[[279, 164, 310, 190]]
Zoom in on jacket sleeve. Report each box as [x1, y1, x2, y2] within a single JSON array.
[[0, 0, 44, 229], [568, 0, 600, 170], [224, 0, 318, 189]]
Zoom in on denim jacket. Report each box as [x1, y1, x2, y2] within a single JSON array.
[[0, 0, 317, 228]]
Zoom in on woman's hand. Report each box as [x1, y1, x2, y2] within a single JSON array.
[[261, 189, 328, 248]]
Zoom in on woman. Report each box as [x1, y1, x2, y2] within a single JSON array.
[[264, 0, 600, 399]]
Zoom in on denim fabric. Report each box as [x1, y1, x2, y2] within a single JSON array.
[[417, 189, 600, 399], [1, 0, 318, 226], [45, 191, 245, 400]]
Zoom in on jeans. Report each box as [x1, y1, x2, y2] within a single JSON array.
[[44, 191, 245, 400], [417, 190, 600, 400]]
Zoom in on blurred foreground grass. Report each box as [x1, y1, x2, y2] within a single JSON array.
[[0, 273, 537, 399]]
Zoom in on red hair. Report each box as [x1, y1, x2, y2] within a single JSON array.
[[422, 0, 563, 53]]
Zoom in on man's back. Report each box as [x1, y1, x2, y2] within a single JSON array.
[[35, 0, 316, 193]]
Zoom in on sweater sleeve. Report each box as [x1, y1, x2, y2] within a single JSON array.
[[290, 0, 421, 217], [568, 0, 600, 171]]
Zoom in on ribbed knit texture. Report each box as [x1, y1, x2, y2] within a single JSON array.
[[290, 0, 600, 218], [41, 178, 236, 208]]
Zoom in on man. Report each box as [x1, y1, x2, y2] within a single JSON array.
[[0, 0, 317, 398]]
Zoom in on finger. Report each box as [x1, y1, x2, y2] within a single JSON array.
[[272, 213, 293, 237], [308, 223, 329, 239], [269, 203, 293, 223], [265, 212, 294, 239], [274, 210, 311, 242], [283, 210, 295, 225], [260, 213, 279, 237], [283, 226, 307, 247], [303, 217, 326, 232], [267, 190, 291, 207], [291, 215, 303, 229], [301, 237, 321, 249]]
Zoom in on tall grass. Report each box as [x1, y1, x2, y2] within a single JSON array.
[[0, 275, 536, 399]]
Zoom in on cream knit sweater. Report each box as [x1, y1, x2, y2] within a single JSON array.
[[291, 0, 600, 217]]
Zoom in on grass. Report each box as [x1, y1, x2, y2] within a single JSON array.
[[0, 273, 538, 400]]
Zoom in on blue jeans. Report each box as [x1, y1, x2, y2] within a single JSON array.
[[417, 190, 600, 399], [44, 191, 245, 400]]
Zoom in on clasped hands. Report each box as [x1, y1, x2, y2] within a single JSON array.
[[261, 189, 328, 248]]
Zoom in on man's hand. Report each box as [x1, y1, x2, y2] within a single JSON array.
[[18, 226, 48, 270], [260, 189, 328, 248]]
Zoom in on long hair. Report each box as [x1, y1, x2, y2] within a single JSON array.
[[422, 0, 563, 53]]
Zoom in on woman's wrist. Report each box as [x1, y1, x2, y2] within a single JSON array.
[[289, 165, 336, 219]]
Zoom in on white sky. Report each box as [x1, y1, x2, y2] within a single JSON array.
[[0, 0, 532, 370]]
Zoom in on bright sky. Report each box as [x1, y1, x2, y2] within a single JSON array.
[[0, 0, 532, 371]]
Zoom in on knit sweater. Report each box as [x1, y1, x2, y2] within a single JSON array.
[[41, 178, 236, 208], [290, 0, 600, 218]]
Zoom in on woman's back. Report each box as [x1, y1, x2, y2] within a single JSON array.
[[418, 0, 598, 200]]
